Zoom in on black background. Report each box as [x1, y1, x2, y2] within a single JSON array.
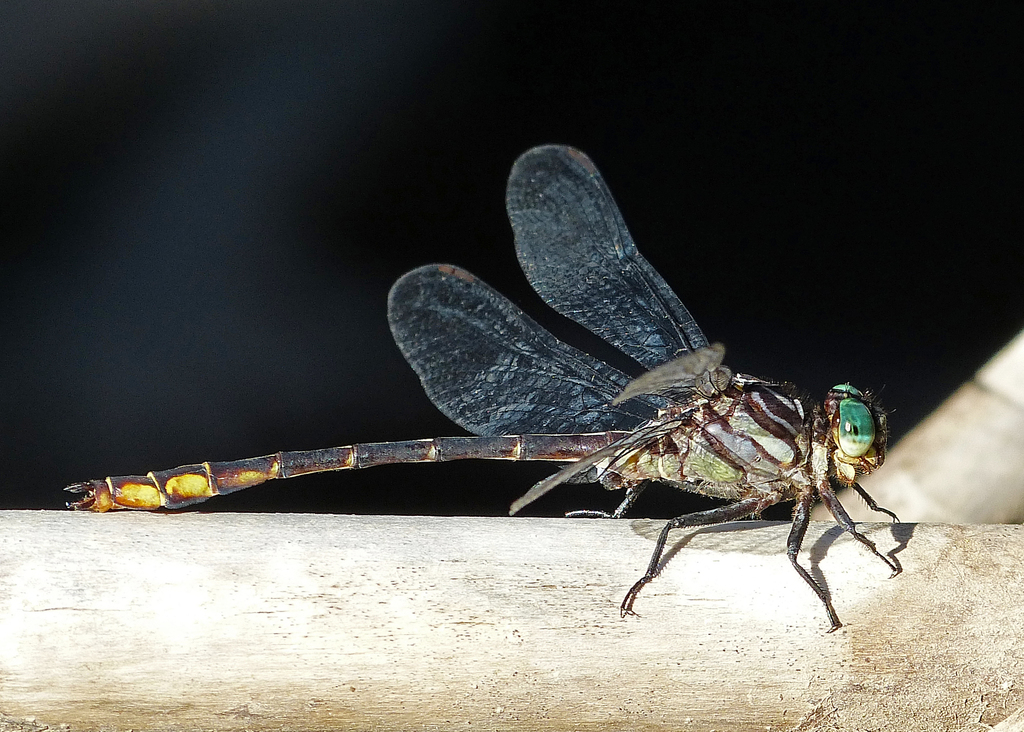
[[1, 3, 1021, 518]]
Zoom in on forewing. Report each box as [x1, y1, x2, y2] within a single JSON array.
[[507, 145, 708, 370], [388, 265, 662, 436]]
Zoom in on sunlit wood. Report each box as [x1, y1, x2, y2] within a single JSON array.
[[2, 512, 1022, 731]]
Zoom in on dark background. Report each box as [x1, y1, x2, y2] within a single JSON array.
[[1, 3, 1021, 518]]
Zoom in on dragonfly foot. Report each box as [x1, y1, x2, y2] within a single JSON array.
[[620, 578, 649, 617]]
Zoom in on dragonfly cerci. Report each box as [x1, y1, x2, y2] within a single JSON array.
[[67, 144, 900, 631]]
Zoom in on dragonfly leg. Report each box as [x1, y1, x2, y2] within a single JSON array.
[[788, 491, 842, 632], [609, 482, 647, 518], [620, 495, 767, 617], [565, 482, 648, 519], [565, 509, 615, 518], [851, 481, 899, 522], [819, 481, 901, 577]]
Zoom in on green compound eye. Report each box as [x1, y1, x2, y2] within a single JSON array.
[[832, 383, 863, 397], [837, 397, 874, 457]]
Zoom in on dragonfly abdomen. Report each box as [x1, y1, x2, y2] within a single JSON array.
[[67, 432, 632, 512]]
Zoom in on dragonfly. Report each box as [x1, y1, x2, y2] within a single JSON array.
[[67, 144, 900, 631]]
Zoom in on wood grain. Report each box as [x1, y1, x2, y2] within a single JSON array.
[[1, 512, 1022, 731]]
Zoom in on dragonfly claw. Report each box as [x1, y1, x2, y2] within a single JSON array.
[[64, 480, 104, 511]]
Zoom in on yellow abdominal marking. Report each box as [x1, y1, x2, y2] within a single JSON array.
[[228, 469, 271, 488], [165, 473, 215, 500], [117, 481, 162, 509]]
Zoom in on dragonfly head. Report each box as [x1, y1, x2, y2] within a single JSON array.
[[824, 384, 887, 485]]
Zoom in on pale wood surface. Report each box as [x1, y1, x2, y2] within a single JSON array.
[[817, 327, 1024, 524], [2, 512, 1023, 731]]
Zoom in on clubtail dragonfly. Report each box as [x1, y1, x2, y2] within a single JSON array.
[[67, 144, 899, 631]]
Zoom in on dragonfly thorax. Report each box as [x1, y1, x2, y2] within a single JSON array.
[[605, 375, 814, 502]]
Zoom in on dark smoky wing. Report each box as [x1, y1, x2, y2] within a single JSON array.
[[388, 265, 663, 436], [507, 145, 708, 371]]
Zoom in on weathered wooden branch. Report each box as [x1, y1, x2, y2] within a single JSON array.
[[1, 512, 1022, 731], [821, 327, 1024, 524]]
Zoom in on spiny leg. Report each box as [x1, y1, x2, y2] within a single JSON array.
[[852, 481, 899, 522], [819, 481, 901, 577], [788, 492, 842, 632], [566, 482, 648, 519], [620, 495, 767, 617]]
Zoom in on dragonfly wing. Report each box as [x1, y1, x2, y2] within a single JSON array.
[[507, 145, 708, 370], [388, 264, 663, 436], [612, 343, 728, 405]]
